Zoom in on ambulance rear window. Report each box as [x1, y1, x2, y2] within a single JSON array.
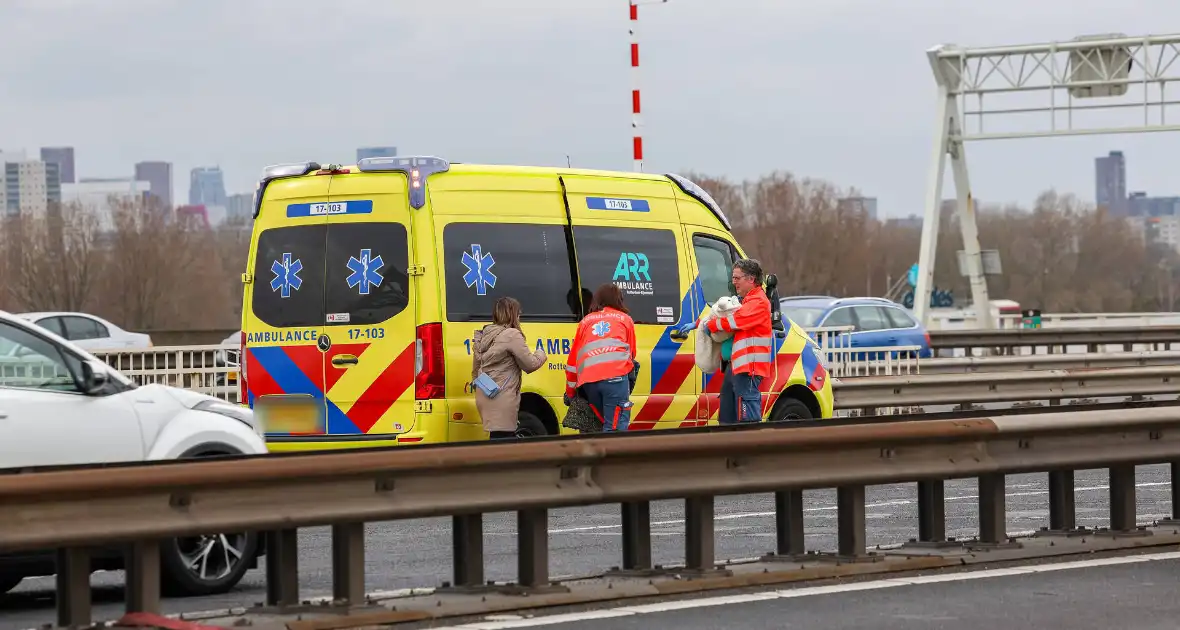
[[252, 225, 327, 329]]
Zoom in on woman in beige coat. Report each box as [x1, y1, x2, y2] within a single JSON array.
[[471, 297, 547, 439]]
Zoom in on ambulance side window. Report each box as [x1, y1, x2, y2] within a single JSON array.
[[692, 235, 738, 304], [571, 226, 679, 325], [443, 223, 578, 322], [252, 225, 328, 329]]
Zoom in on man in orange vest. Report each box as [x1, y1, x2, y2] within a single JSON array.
[[677, 258, 773, 424]]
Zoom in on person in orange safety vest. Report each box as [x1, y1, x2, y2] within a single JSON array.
[[564, 283, 637, 432], [676, 258, 772, 424]]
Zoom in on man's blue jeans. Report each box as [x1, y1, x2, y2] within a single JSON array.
[[718, 364, 763, 425], [582, 375, 633, 432]]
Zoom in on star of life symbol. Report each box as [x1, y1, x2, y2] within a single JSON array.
[[592, 320, 612, 337], [270, 253, 303, 299], [461, 244, 497, 296], [346, 248, 385, 295]]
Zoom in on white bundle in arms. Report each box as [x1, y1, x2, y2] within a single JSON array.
[[694, 295, 741, 374]]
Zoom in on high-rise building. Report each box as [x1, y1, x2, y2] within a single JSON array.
[[1, 155, 60, 217], [1095, 150, 1128, 216], [135, 161, 174, 208], [189, 166, 227, 207], [838, 196, 879, 221], [357, 146, 397, 162], [40, 147, 76, 184], [226, 192, 253, 224], [62, 178, 151, 231]]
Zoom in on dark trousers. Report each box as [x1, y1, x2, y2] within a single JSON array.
[[718, 364, 764, 425], [489, 430, 516, 440], [582, 375, 633, 432]]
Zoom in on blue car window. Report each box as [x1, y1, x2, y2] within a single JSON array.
[[885, 307, 917, 329], [852, 306, 890, 331]]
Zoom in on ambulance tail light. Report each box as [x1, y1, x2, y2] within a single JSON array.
[[238, 331, 248, 405], [415, 323, 446, 399]]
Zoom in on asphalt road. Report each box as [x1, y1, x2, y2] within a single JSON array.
[[1, 463, 1173, 630], [440, 552, 1180, 630]]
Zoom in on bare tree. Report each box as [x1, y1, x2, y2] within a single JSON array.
[[0, 202, 102, 312]]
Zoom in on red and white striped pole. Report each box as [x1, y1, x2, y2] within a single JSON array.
[[629, 0, 643, 172]]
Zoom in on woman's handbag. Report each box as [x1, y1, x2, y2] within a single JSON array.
[[562, 394, 602, 433], [472, 372, 501, 399]]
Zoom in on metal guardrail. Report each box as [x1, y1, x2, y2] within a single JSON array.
[[917, 351, 1180, 374], [833, 365, 1180, 411], [928, 325, 1180, 353], [4, 407, 1180, 627]]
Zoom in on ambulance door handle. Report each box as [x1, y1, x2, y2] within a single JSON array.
[[332, 355, 359, 367]]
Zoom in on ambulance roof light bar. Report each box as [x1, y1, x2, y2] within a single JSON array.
[[252, 161, 322, 218], [357, 156, 451, 208], [666, 172, 732, 231]]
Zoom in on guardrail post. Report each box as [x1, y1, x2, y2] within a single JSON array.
[[774, 490, 805, 557], [332, 523, 365, 604], [518, 508, 549, 588], [976, 473, 1013, 547], [124, 540, 160, 614], [1158, 462, 1180, 526], [685, 496, 717, 572], [621, 501, 652, 571], [452, 513, 485, 587], [266, 528, 300, 607], [916, 480, 948, 544], [836, 485, 866, 557], [56, 547, 91, 628], [1106, 464, 1150, 536], [1047, 470, 1077, 533]]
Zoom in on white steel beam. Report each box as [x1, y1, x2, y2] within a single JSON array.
[[917, 32, 1180, 328]]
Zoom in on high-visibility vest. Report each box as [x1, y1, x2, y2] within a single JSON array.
[[565, 307, 636, 397], [705, 286, 773, 378]]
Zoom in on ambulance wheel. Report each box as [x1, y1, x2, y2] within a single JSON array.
[[770, 397, 813, 422], [516, 411, 549, 438]]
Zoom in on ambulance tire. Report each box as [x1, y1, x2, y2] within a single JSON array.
[[769, 397, 814, 423], [516, 411, 550, 438]]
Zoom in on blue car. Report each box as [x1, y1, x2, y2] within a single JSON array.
[[778, 296, 933, 359]]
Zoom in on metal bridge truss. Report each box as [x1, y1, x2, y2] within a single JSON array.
[[913, 33, 1180, 327]]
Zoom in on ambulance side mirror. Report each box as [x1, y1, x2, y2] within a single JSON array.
[[766, 274, 786, 337]]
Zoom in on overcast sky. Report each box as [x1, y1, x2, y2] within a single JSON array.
[[2, 0, 1178, 217]]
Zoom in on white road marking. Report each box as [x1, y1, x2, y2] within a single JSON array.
[[429, 551, 1180, 629], [511, 481, 1171, 536]]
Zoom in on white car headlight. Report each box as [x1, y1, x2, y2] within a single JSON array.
[[194, 400, 259, 434]]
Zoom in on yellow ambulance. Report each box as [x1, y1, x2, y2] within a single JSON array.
[[239, 156, 834, 452]]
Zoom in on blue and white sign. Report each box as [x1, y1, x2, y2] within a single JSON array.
[[461, 244, 497, 296], [907, 263, 919, 288], [270, 253, 303, 299], [592, 320, 612, 337], [346, 248, 385, 295], [287, 200, 374, 218], [586, 197, 651, 212]]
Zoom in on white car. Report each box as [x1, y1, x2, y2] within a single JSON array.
[[0, 310, 268, 598], [16, 311, 153, 351]]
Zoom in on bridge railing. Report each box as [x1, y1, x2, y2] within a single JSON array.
[[6, 406, 1180, 627]]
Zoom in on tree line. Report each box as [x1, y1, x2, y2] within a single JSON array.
[[2, 175, 1175, 335], [0, 199, 247, 332], [690, 172, 1178, 313]]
